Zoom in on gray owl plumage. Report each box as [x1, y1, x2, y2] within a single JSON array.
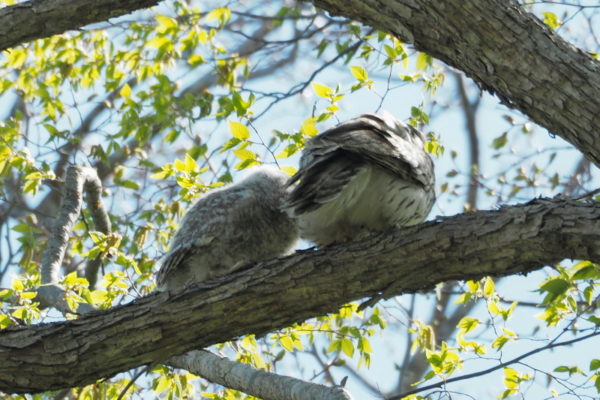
[[285, 113, 435, 247], [156, 165, 299, 291]]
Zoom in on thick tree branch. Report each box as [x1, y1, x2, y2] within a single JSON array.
[[169, 350, 354, 400], [0, 0, 160, 52], [2, 198, 600, 393], [313, 0, 600, 168]]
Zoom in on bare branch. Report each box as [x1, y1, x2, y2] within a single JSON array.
[[455, 72, 481, 210], [169, 350, 354, 400], [82, 170, 112, 288], [37, 166, 109, 312], [388, 330, 600, 400]]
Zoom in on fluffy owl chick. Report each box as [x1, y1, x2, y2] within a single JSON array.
[[285, 113, 435, 247], [156, 165, 299, 291]]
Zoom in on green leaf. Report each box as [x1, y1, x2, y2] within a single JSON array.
[[384, 44, 397, 60], [341, 338, 354, 357], [153, 375, 170, 394], [312, 82, 333, 98], [492, 335, 509, 350], [590, 359, 600, 371], [589, 316, 600, 325], [0, 314, 12, 329], [350, 65, 368, 82], [279, 336, 294, 352], [232, 148, 256, 161], [416, 52, 432, 70], [542, 12, 562, 30], [300, 117, 318, 137], [540, 278, 570, 298], [457, 317, 479, 333], [229, 121, 250, 140], [483, 277, 495, 297], [187, 54, 205, 66], [156, 14, 177, 31], [572, 265, 598, 280], [492, 132, 508, 149], [115, 179, 140, 190], [120, 83, 132, 98]]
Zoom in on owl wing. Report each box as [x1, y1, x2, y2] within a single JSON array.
[[315, 114, 433, 187], [155, 186, 244, 287], [286, 114, 434, 214], [155, 235, 216, 287]]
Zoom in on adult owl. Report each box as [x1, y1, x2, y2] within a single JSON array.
[[285, 113, 435, 247], [156, 165, 299, 291]]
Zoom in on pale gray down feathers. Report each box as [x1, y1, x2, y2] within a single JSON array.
[[156, 165, 299, 291]]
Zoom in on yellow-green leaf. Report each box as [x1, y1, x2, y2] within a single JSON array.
[[542, 12, 561, 30], [280, 166, 297, 176], [483, 277, 495, 297], [488, 300, 500, 315], [280, 336, 294, 352], [156, 14, 177, 30], [457, 317, 479, 333], [11, 278, 24, 291], [233, 148, 255, 161], [312, 82, 333, 98], [154, 376, 170, 394], [184, 154, 198, 172], [229, 121, 250, 140], [341, 339, 354, 357], [0, 314, 12, 329], [416, 52, 432, 70], [350, 65, 368, 82], [12, 308, 26, 320], [147, 35, 171, 50], [187, 54, 205, 66], [300, 117, 318, 137], [466, 280, 479, 293]]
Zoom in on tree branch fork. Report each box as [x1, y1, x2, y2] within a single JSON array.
[[1, 197, 600, 393]]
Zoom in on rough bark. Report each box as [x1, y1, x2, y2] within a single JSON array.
[[0, 0, 160, 52], [1, 198, 600, 393]]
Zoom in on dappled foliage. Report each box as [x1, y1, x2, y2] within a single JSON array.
[[0, 0, 599, 399]]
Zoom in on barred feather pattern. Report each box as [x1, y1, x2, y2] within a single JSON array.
[[156, 166, 299, 291], [285, 113, 436, 247]]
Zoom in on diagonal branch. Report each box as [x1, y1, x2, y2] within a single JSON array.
[[2, 198, 600, 393], [168, 350, 354, 400], [0, 0, 161, 52]]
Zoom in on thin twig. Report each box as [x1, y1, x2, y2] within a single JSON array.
[[388, 330, 600, 399]]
